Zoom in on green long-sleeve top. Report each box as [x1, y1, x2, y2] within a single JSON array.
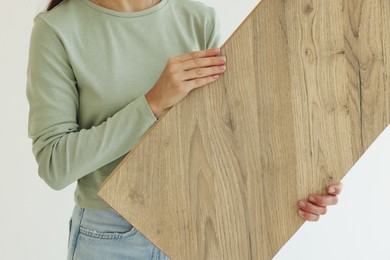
[[26, 0, 220, 209]]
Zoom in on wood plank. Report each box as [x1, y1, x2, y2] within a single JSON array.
[[98, 0, 390, 259], [345, 0, 390, 148]]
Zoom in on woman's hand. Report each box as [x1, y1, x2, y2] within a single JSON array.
[[298, 183, 343, 221], [145, 48, 226, 118]]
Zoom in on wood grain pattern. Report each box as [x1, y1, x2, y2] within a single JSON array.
[[98, 0, 390, 259]]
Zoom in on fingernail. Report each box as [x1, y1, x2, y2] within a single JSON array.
[[309, 196, 316, 203], [329, 187, 336, 193], [220, 65, 226, 70], [298, 210, 305, 217], [299, 201, 305, 208]]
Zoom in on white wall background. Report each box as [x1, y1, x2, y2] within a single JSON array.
[[0, 0, 76, 259], [0, 0, 388, 259]]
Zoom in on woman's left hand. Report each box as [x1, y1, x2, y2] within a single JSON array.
[[298, 183, 343, 221]]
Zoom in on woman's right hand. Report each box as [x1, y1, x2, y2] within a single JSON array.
[[145, 48, 226, 118]]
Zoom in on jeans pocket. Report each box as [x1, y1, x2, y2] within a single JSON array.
[[79, 224, 138, 240], [78, 208, 138, 240]]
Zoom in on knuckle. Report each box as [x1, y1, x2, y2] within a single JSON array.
[[307, 203, 316, 213], [193, 58, 201, 66], [322, 195, 338, 206], [189, 51, 197, 59], [307, 202, 326, 215], [195, 68, 203, 76], [171, 73, 180, 82], [315, 197, 325, 206], [312, 196, 323, 206], [166, 64, 175, 73], [318, 197, 328, 207], [195, 78, 203, 86], [168, 64, 177, 75]]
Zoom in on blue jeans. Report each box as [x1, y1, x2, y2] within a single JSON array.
[[67, 205, 170, 260]]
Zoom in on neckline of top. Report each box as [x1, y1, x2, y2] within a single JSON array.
[[79, 0, 169, 18]]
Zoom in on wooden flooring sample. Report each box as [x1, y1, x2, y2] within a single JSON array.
[[98, 0, 390, 259]]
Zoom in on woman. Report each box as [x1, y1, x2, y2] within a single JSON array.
[[26, 0, 342, 259]]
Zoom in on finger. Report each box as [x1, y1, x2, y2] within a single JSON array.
[[181, 56, 226, 71], [298, 210, 320, 222], [172, 48, 221, 63], [327, 183, 343, 195], [183, 75, 219, 90], [182, 65, 226, 81], [308, 194, 338, 207], [298, 201, 327, 215]]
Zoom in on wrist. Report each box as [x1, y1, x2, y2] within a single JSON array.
[[145, 91, 164, 119]]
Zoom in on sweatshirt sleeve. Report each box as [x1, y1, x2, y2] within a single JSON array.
[[26, 17, 158, 190], [206, 8, 222, 49]]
